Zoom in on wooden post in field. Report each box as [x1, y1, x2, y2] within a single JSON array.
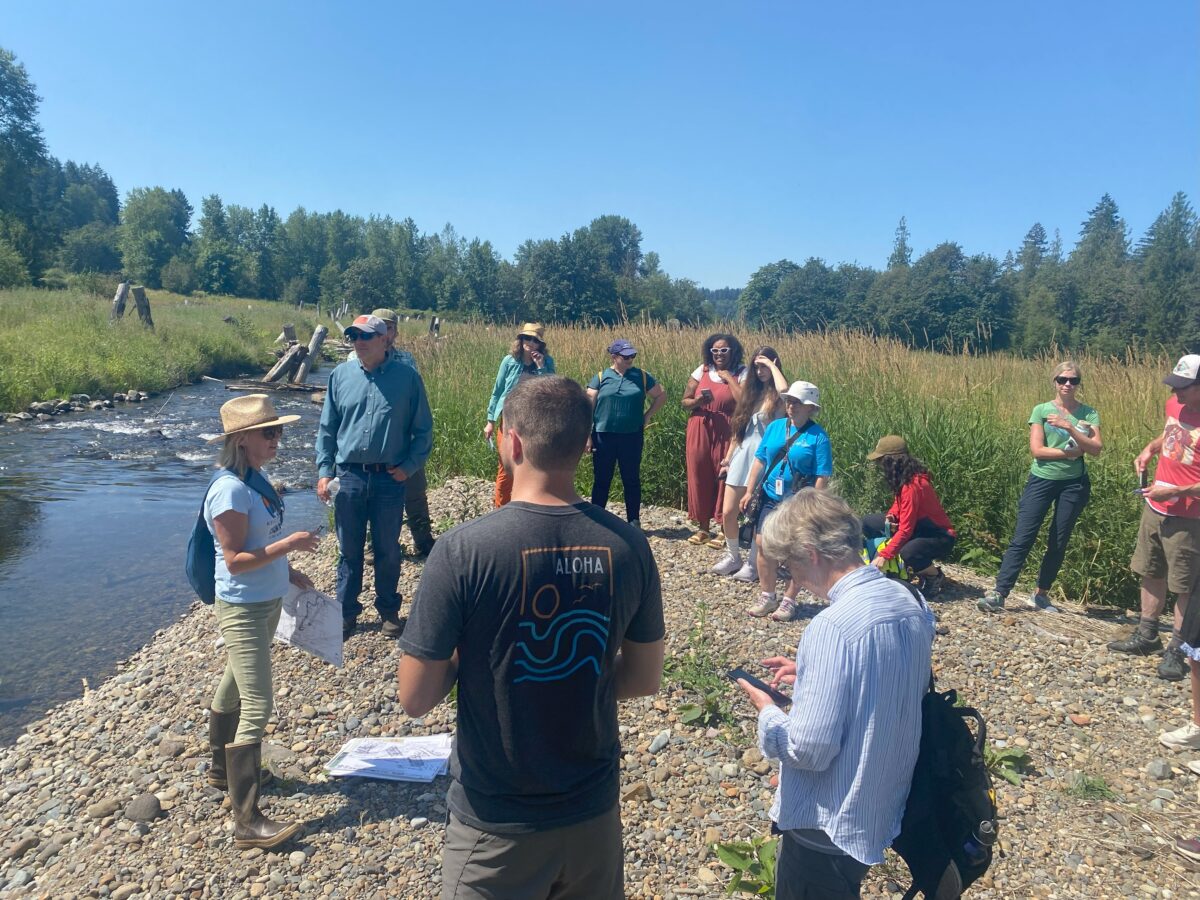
[[292, 325, 328, 383], [264, 344, 308, 382], [428, 316, 441, 336], [110, 281, 130, 320], [131, 286, 154, 329], [275, 324, 297, 345]]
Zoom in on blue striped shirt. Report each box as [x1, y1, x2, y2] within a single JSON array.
[[757, 565, 934, 865]]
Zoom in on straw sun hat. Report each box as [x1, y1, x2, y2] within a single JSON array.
[[208, 394, 300, 443]]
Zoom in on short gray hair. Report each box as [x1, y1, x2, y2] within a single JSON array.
[[761, 488, 862, 567]]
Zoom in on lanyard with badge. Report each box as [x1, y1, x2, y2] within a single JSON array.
[[770, 422, 811, 496]]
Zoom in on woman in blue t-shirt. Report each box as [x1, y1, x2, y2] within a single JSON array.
[[586, 338, 667, 528], [739, 381, 833, 622], [203, 394, 319, 850]]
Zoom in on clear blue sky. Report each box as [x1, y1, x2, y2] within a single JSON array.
[[7, 1, 1198, 288]]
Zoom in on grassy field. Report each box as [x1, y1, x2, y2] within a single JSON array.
[[398, 319, 1172, 608], [0, 287, 323, 411]]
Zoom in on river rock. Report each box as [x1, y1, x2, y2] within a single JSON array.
[[1145, 759, 1172, 780], [124, 793, 162, 821], [87, 797, 122, 819], [4, 835, 37, 860]]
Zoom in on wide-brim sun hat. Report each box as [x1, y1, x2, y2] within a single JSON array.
[[517, 322, 546, 341], [867, 434, 908, 461], [781, 380, 821, 409], [208, 393, 300, 443]]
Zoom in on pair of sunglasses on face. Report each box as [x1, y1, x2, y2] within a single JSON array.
[[347, 330, 381, 342], [1055, 376, 1081, 385], [254, 426, 283, 440]]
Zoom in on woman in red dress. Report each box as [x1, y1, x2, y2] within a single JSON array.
[[682, 333, 745, 545]]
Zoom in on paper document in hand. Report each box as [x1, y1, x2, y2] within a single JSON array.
[[275, 583, 344, 668], [326, 734, 453, 782]]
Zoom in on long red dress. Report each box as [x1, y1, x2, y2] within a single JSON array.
[[686, 366, 740, 527]]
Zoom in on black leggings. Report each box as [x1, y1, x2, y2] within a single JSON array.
[[862, 514, 955, 573]]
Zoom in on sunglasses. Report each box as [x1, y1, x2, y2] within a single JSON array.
[[710, 347, 731, 355], [255, 426, 283, 440], [1055, 376, 1081, 385], [347, 331, 379, 342]]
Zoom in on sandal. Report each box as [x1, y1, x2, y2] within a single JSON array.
[[707, 537, 725, 549], [687, 531, 713, 545]]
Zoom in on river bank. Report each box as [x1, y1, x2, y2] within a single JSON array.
[[2, 477, 1198, 898]]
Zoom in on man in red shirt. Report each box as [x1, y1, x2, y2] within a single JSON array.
[[1109, 355, 1200, 689]]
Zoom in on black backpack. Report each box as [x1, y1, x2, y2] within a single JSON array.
[[892, 678, 998, 899]]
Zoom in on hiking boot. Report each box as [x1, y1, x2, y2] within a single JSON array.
[[1025, 590, 1058, 613], [380, 611, 403, 637], [412, 538, 436, 558], [770, 597, 803, 622], [1159, 721, 1200, 751], [342, 617, 358, 641], [976, 589, 1005, 613], [914, 568, 945, 598], [628, 520, 641, 532], [732, 561, 758, 583], [1158, 647, 1189, 682], [710, 551, 742, 576], [747, 593, 779, 618], [1107, 628, 1162, 655]]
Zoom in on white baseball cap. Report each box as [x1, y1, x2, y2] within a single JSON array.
[[1164, 354, 1200, 389], [781, 380, 821, 409]]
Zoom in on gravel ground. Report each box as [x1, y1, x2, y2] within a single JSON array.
[[3, 476, 1200, 899]]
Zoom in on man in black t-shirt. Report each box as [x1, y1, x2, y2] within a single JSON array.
[[398, 376, 665, 900]]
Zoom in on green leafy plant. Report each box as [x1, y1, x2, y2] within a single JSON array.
[[663, 605, 734, 728], [713, 836, 778, 897], [984, 744, 1033, 786], [1065, 771, 1117, 800]]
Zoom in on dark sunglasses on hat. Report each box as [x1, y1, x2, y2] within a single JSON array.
[[1054, 376, 1081, 385]]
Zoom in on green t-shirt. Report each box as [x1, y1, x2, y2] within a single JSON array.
[[588, 367, 658, 434], [1029, 401, 1100, 480]]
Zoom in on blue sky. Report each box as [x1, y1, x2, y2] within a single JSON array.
[[7, 1, 1198, 288]]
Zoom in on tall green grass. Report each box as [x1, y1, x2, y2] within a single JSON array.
[[401, 321, 1170, 608], [0, 288, 321, 410]]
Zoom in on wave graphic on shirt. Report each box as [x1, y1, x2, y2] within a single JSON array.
[[513, 609, 609, 683]]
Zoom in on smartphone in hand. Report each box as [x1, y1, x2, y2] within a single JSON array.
[[727, 668, 792, 708]]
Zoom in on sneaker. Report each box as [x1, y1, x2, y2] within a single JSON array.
[[380, 611, 403, 637], [1158, 647, 1189, 682], [1025, 590, 1058, 612], [1159, 722, 1200, 751], [770, 597, 803, 622], [1175, 837, 1200, 862], [977, 589, 1005, 613], [629, 520, 641, 532], [747, 593, 779, 618], [1187, 760, 1200, 777], [710, 551, 743, 576], [342, 617, 358, 641], [1107, 628, 1162, 655], [732, 562, 758, 583]]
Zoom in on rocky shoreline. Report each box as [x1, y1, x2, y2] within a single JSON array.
[[3, 477, 1200, 898]]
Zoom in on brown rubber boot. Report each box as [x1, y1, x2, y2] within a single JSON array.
[[207, 709, 273, 790], [226, 740, 301, 849]]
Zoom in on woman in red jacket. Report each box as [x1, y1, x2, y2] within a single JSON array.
[[861, 435, 956, 595]]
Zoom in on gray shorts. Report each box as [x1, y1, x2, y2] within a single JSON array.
[[441, 804, 623, 900]]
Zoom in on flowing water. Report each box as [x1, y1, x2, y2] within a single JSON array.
[[0, 376, 330, 744]]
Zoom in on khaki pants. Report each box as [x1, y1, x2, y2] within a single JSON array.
[[211, 597, 282, 743], [441, 805, 623, 900]]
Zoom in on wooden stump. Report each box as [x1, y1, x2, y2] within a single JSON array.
[[275, 324, 297, 345], [292, 325, 328, 384], [110, 282, 130, 320], [264, 343, 307, 382], [131, 286, 154, 329]]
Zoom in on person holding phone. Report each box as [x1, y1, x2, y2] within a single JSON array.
[[484, 323, 555, 507], [734, 489, 934, 900], [978, 361, 1101, 615], [682, 333, 746, 546]]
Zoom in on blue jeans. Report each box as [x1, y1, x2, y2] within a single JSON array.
[[335, 467, 406, 619], [995, 472, 1090, 598], [590, 431, 644, 522]]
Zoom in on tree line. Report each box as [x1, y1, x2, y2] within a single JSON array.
[[2, 46, 1196, 354]]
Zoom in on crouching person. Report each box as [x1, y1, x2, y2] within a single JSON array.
[[396, 376, 666, 900], [736, 488, 934, 899]]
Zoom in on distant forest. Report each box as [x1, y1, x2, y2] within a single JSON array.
[[2, 47, 1196, 355]]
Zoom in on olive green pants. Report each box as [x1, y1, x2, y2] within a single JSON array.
[[211, 597, 282, 743]]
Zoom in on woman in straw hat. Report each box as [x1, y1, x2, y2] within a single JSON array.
[[204, 394, 320, 849], [862, 435, 956, 596], [484, 323, 555, 506]]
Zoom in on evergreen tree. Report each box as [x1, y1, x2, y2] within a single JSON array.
[[1135, 191, 1199, 348], [887, 216, 912, 269]]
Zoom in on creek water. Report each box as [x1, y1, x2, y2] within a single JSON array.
[[0, 375, 330, 744]]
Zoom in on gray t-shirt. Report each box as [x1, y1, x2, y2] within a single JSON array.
[[399, 500, 664, 833]]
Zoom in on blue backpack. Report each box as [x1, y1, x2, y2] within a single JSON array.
[[185, 468, 283, 604]]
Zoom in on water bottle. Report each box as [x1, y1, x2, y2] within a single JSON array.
[[324, 476, 339, 507], [962, 820, 996, 868]]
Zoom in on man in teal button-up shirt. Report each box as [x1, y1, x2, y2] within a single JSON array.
[[316, 314, 433, 639]]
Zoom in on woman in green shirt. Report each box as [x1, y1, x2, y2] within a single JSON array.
[[978, 361, 1102, 613], [587, 339, 667, 529]]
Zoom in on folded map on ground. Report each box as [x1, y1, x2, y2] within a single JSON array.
[[326, 734, 453, 782]]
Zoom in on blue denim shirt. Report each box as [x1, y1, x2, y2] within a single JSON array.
[[486, 353, 556, 424], [316, 353, 433, 479]]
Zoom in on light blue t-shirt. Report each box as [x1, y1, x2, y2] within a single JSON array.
[[203, 472, 288, 604], [755, 419, 834, 500]]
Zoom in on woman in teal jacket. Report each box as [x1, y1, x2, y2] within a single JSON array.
[[483, 322, 555, 505]]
